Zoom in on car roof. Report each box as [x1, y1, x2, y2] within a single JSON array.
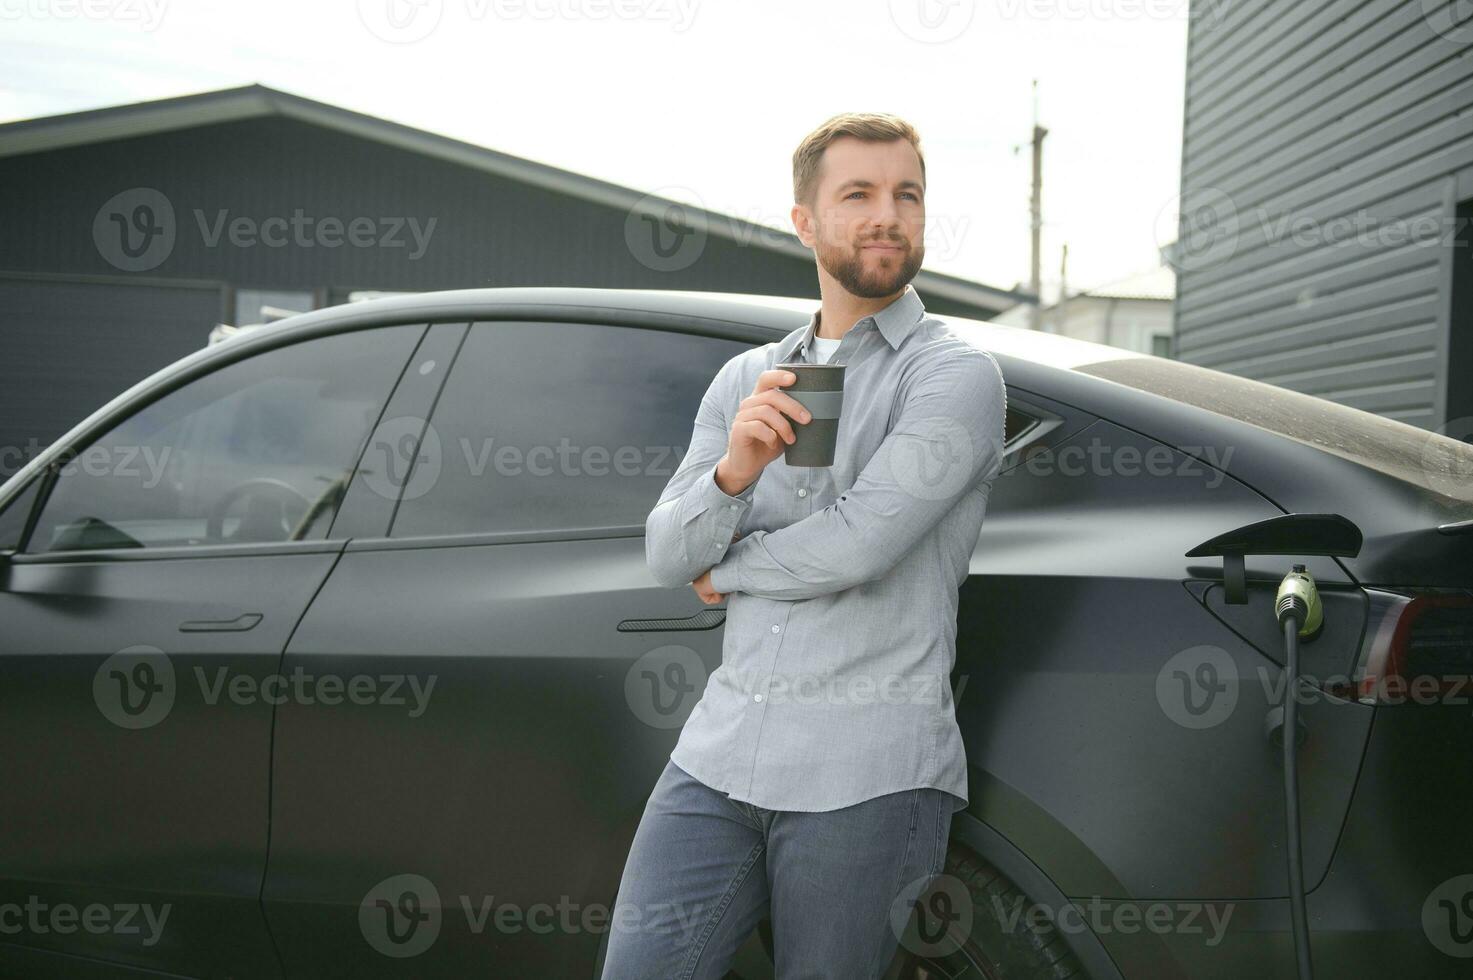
[[245, 285, 1153, 371]]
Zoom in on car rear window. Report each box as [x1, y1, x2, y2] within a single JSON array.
[[1074, 355, 1473, 508]]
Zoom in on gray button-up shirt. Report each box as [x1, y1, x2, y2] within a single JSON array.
[[645, 283, 1007, 813]]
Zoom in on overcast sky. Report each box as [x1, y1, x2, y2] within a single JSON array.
[[0, 0, 1190, 299]]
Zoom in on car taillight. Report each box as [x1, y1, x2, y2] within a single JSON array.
[[1341, 589, 1473, 705]]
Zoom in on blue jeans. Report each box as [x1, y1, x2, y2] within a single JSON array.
[[599, 757, 954, 980]]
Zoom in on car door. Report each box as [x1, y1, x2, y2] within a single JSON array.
[[261, 318, 751, 977], [0, 323, 425, 979]]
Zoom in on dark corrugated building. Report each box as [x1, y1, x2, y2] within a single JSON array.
[[0, 85, 1025, 479], [1172, 0, 1471, 434]]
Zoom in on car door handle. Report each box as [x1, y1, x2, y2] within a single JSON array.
[[179, 613, 264, 632], [617, 609, 725, 632]]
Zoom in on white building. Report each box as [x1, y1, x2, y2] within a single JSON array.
[[993, 267, 1175, 357]]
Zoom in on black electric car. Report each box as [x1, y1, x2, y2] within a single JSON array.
[[0, 287, 1469, 979]]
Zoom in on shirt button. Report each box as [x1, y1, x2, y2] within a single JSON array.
[[770, 624, 781, 634], [797, 488, 808, 498], [729, 504, 738, 511], [753, 694, 764, 702]]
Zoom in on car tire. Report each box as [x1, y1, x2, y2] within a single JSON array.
[[886, 840, 1090, 979]]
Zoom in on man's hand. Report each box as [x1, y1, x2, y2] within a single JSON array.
[[715, 369, 811, 496], [692, 531, 742, 603], [693, 567, 726, 604]]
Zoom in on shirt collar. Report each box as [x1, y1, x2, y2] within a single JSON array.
[[775, 283, 925, 363]]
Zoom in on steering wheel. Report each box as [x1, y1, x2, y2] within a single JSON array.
[[205, 477, 315, 543]]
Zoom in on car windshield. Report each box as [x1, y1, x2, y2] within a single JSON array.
[[957, 320, 1473, 512]]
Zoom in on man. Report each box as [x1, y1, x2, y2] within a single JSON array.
[[602, 112, 1007, 979]]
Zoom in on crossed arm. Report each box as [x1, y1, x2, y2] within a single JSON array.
[[646, 349, 1007, 601], [643, 359, 762, 590]]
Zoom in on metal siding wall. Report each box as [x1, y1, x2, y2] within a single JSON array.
[[0, 278, 224, 480], [1177, 0, 1472, 429], [0, 115, 1001, 319]]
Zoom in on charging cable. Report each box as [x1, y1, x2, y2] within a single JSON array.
[[1274, 564, 1320, 980]]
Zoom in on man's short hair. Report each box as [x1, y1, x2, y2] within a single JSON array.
[[792, 112, 925, 208]]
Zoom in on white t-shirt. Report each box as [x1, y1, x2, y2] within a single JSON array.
[[809, 335, 842, 364]]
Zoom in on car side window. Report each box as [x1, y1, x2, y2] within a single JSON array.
[[389, 321, 749, 537], [0, 477, 41, 551], [26, 325, 423, 553]]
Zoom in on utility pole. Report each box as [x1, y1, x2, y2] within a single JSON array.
[[1028, 80, 1048, 333], [1056, 243, 1069, 336]]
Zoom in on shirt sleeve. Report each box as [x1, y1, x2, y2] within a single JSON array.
[[707, 348, 1005, 601], [644, 358, 761, 588]]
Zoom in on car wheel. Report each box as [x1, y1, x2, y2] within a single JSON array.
[[883, 840, 1090, 980]]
